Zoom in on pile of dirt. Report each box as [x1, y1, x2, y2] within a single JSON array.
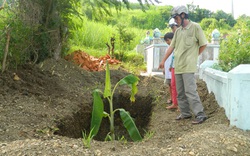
[[64, 50, 120, 71], [0, 58, 250, 156]]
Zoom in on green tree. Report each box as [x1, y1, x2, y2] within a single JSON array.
[[219, 19, 250, 72], [0, 0, 82, 67], [200, 18, 219, 31], [0, 0, 160, 70], [188, 4, 212, 22], [81, 0, 159, 22], [200, 17, 232, 42], [116, 23, 135, 60], [235, 15, 250, 29], [212, 10, 236, 27]]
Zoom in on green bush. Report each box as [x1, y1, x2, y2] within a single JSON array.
[[114, 51, 144, 63], [219, 25, 250, 72], [113, 51, 146, 75], [122, 52, 144, 65], [0, 9, 35, 68]]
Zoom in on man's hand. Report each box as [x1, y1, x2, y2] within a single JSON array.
[[158, 61, 164, 69], [158, 46, 174, 69], [199, 44, 207, 55]]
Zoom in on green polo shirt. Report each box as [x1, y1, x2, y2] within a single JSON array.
[[170, 21, 207, 74]]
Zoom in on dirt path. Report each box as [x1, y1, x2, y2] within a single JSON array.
[[0, 58, 250, 156]]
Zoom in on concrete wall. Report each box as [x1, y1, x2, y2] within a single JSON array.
[[145, 43, 168, 74], [200, 62, 250, 130], [228, 65, 250, 130]]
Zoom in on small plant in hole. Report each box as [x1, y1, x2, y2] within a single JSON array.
[[90, 61, 142, 142]]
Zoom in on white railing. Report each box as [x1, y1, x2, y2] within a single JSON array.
[[143, 41, 220, 75]]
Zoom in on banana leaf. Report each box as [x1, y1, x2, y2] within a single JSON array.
[[90, 89, 104, 137], [118, 74, 139, 102], [104, 61, 111, 98], [119, 108, 142, 141]]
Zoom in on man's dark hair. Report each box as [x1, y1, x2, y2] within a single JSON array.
[[164, 32, 174, 41]]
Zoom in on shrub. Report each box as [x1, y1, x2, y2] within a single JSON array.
[[121, 52, 144, 65], [219, 28, 250, 72]]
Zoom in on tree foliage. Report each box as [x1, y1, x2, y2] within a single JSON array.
[[199, 17, 232, 41], [0, 0, 82, 68], [81, 0, 160, 22], [211, 10, 236, 27], [188, 4, 212, 22], [0, 0, 161, 70], [130, 6, 172, 30], [218, 18, 250, 72]]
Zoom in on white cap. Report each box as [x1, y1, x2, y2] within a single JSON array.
[[168, 18, 178, 27]]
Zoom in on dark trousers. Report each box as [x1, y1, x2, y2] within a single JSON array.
[[175, 73, 206, 117]]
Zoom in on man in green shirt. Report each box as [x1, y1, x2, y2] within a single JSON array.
[[158, 5, 207, 124]]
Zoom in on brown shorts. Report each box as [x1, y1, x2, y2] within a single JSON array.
[[165, 79, 171, 85]]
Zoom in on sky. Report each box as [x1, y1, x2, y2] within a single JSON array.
[[129, 0, 249, 19]]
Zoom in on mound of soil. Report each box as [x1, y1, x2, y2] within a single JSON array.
[[0, 58, 250, 156]]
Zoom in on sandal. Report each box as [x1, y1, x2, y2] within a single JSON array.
[[192, 116, 207, 124], [175, 114, 192, 120], [167, 99, 172, 104]]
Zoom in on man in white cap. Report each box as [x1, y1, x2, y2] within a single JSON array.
[[159, 5, 207, 124], [169, 18, 178, 33]]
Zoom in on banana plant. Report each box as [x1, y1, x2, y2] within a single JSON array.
[[90, 61, 142, 141]]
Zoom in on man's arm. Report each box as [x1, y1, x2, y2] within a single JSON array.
[[199, 44, 207, 55], [158, 46, 174, 69]]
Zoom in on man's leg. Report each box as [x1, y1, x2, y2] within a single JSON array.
[[175, 74, 191, 117], [182, 73, 206, 117]]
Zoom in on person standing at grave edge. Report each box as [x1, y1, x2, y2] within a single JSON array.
[[165, 18, 179, 110], [158, 5, 208, 124]]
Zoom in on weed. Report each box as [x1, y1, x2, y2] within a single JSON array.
[[82, 128, 94, 148]]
